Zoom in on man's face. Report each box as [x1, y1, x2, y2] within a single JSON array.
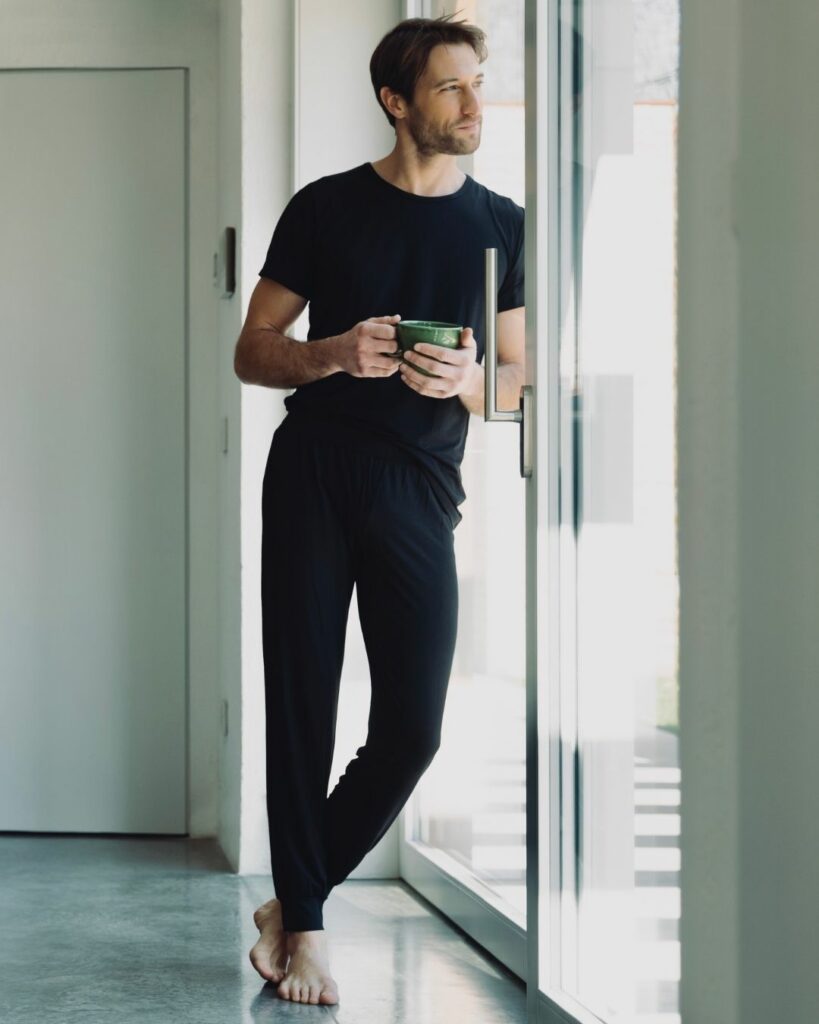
[[401, 43, 484, 156]]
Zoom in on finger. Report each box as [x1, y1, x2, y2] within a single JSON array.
[[409, 344, 462, 366], [368, 314, 402, 323], [366, 327, 401, 342], [400, 369, 448, 395], [399, 367, 423, 392], [404, 350, 454, 377], [369, 362, 401, 376], [400, 361, 446, 388], [373, 352, 402, 368]]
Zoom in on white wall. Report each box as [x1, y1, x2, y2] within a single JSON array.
[[734, 2, 819, 1018], [0, 0, 222, 839], [0, 0, 419, 881], [677, 0, 741, 1016], [232, 0, 406, 878], [216, 0, 244, 871], [221, 0, 295, 873], [295, 0, 401, 185], [679, 1, 819, 1021]]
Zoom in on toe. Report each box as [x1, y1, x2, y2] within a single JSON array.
[[319, 985, 339, 1005]]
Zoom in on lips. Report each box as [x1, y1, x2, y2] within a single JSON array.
[[457, 122, 479, 129]]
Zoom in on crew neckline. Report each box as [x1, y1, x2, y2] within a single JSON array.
[[364, 161, 472, 201]]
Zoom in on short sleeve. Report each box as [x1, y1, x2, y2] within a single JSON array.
[[497, 207, 525, 313], [258, 183, 316, 300]]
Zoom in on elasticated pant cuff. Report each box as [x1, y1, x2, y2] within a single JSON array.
[[280, 894, 325, 932]]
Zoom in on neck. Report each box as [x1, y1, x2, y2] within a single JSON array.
[[370, 149, 465, 197]]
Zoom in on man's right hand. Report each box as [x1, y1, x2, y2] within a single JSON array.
[[331, 315, 402, 378]]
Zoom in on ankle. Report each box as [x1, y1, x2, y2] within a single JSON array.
[[287, 928, 325, 945]]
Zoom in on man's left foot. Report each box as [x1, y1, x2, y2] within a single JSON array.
[[249, 898, 289, 982]]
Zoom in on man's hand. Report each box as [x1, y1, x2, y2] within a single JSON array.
[[399, 327, 481, 399], [333, 314, 403, 378]]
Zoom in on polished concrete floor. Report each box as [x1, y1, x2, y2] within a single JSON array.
[[0, 835, 526, 1023]]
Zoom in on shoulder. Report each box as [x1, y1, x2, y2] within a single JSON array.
[[302, 163, 369, 204], [278, 165, 367, 227], [468, 177, 524, 245], [470, 178, 523, 221], [282, 164, 365, 202]]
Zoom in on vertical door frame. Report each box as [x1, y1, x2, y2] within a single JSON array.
[[528, 0, 606, 1021]]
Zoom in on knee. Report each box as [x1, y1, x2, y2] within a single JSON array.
[[397, 727, 441, 774], [367, 717, 442, 775]]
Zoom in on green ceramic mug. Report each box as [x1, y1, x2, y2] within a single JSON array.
[[395, 320, 463, 378]]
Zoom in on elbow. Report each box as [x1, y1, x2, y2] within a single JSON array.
[[233, 340, 250, 383], [500, 359, 525, 383]]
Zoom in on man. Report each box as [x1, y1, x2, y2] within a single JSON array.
[[235, 13, 524, 1006]]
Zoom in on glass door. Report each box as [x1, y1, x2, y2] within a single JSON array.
[[399, 0, 529, 979], [399, 4, 681, 1021], [535, 1, 681, 1022]]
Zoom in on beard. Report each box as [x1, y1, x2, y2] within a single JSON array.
[[404, 105, 481, 157]]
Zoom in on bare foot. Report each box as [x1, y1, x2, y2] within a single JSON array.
[[276, 929, 340, 1005], [248, 898, 289, 983]]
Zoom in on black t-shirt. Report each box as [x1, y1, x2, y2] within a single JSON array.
[[258, 161, 524, 528]]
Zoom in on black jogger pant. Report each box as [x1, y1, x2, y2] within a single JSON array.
[[260, 413, 459, 933]]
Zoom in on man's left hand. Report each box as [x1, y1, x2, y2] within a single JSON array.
[[399, 327, 481, 399]]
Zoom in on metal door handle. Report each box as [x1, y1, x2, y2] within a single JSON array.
[[484, 247, 532, 478]]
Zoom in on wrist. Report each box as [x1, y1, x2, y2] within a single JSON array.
[[466, 361, 484, 398], [314, 334, 343, 377], [457, 361, 485, 415]]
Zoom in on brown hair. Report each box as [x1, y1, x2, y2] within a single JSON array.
[[370, 12, 488, 129]]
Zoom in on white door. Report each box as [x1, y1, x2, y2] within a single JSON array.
[[0, 68, 187, 833]]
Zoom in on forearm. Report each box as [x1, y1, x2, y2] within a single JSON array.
[[458, 361, 525, 416], [234, 326, 342, 388]]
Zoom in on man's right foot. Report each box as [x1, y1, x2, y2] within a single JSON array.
[[276, 929, 340, 1004], [248, 898, 289, 982]]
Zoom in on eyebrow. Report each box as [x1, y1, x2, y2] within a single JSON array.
[[432, 73, 485, 88]]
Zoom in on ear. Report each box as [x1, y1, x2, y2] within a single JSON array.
[[379, 84, 407, 122]]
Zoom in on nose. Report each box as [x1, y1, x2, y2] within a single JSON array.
[[462, 84, 482, 118]]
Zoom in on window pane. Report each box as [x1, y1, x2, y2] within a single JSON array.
[[411, 0, 528, 922], [558, 0, 681, 1020]]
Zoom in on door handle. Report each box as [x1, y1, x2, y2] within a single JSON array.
[[484, 247, 532, 478]]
